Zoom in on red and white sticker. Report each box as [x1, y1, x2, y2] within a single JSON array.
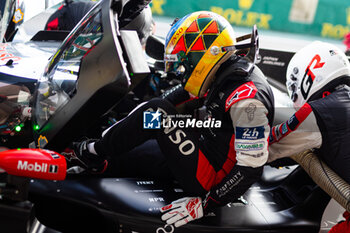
[[225, 81, 257, 111]]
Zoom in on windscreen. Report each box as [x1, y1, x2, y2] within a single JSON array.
[[34, 6, 103, 129]]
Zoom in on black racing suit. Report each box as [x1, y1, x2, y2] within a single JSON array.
[[93, 56, 274, 212], [269, 83, 350, 183]]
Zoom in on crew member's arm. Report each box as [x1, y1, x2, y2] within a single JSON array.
[[268, 103, 322, 163], [202, 98, 270, 212]]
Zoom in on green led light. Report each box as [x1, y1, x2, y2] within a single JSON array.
[[17, 148, 21, 150], [130, 73, 134, 76], [15, 125, 22, 132], [34, 125, 40, 130]]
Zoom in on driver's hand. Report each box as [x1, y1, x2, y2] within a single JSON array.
[[160, 197, 203, 227]]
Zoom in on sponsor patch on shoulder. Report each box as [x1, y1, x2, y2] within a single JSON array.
[[236, 126, 265, 140], [225, 81, 257, 111]]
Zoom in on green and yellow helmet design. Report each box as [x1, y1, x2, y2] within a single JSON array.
[[164, 11, 236, 97]]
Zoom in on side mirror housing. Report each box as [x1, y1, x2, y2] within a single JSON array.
[[145, 35, 165, 61]]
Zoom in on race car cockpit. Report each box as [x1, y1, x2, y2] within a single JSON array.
[[32, 0, 150, 151]]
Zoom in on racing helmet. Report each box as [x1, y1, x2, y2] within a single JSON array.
[[286, 41, 350, 109], [164, 11, 237, 97]]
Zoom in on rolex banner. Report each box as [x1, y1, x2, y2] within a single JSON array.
[[150, 0, 350, 40]]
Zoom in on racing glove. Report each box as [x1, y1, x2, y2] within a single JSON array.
[[160, 197, 203, 227]]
